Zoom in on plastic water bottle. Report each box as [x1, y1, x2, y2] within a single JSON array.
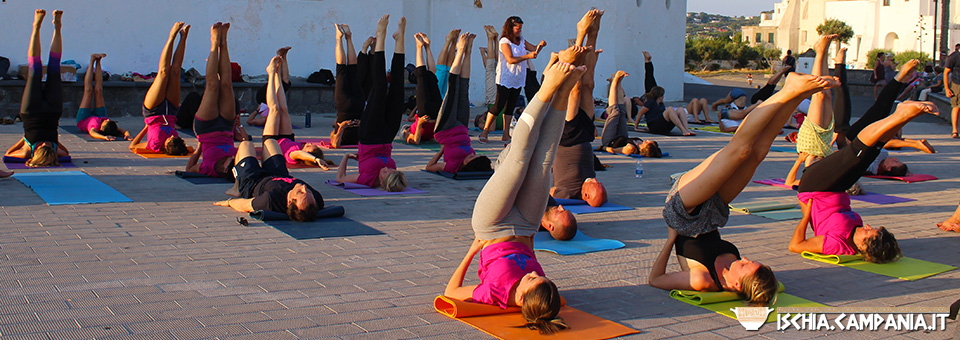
[[635, 158, 643, 178], [304, 112, 312, 128]]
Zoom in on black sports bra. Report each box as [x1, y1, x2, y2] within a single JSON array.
[[675, 230, 741, 289]]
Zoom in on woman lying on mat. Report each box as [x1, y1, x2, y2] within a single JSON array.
[[446, 46, 587, 335], [216, 139, 324, 222], [784, 58, 921, 187], [185, 22, 239, 178], [76, 54, 132, 142], [129, 22, 190, 155], [402, 32, 441, 145], [247, 47, 292, 127], [6, 9, 70, 167], [600, 70, 662, 157], [788, 101, 938, 263], [423, 33, 492, 174], [335, 15, 408, 192], [259, 57, 335, 170], [329, 23, 372, 149], [649, 71, 841, 306]]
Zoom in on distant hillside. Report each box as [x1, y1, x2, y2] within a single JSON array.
[[687, 12, 759, 38]]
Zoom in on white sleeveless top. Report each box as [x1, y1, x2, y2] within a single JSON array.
[[496, 37, 528, 89]]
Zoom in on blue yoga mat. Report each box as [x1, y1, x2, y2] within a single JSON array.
[[13, 171, 132, 205], [551, 198, 633, 215], [533, 231, 625, 255], [768, 146, 797, 153], [260, 217, 384, 239]]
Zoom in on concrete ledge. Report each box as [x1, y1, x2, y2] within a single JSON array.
[[0, 80, 415, 118]]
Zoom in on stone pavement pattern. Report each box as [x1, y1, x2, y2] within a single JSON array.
[[0, 86, 958, 339]]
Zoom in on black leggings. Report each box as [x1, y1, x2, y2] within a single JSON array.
[[833, 63, 852, 134], [358, 52, 373, 98], [523, 69, 540, 106], [798, 138, 881, 193], [415, 66, 442, 120], [436, 74, 470, 133], [751, 84, 776, 104], [799, 79, 905, 192], [359, 52, 405, 145], [335, 64, 365, 123], [488, 84, 521, 116], [645, 62, 657, 93], [847, 79, 905, 141], [21, 54, 62, 144]]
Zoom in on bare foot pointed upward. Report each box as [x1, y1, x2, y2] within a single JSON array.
[[834, 47, 847, 64], [813, 34, 837, 54], [614, 70, 628, 81], [484, 25, 498, 39], [893, 101, 938, 120], [558, 45, 588, 65], [34, 9, 46, 28], [277, 46, 291, 57], [577, 9, 601, 36], [392, 16, 405, 41], [896, 59, 920, 82], [781, 73, 840, 98], [339, 24, 352, 38], [642, 51, 652, 63], [52, 9, 63, 29], [377, 14, 389, 32], [267, 55, 281, 74], [211, 23, 222, 46], [180, 24, 191, 38], [171, 21, 185, 39]]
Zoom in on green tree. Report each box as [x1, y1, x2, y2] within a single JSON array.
[[817, 18, 855, 55], [893, 51, 931, 70]]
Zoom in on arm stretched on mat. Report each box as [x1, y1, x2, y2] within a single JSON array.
[[788, 199, 822, 253]]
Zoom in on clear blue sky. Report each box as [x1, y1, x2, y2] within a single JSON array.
[[687, 0, 779, 17]]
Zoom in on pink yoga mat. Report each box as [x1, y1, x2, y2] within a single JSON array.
[[864, 174, 937, 183]]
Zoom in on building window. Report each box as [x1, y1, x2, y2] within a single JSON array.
[[883, 0, 890, 5], [769, 33, 775, 44], [757, 33, 763, 43], [801, 30, 807, 44]]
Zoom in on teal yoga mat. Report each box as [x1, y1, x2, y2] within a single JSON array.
[[258, 217, 384, 239], [13, 171, 132, 205], [555, 199, 633, 215], [533, 231, 625, 255]]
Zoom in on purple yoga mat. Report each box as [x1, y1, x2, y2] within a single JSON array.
[[3, 156, 76, 169], [324, 180, 426, 196], [850, 192, 916, 205]]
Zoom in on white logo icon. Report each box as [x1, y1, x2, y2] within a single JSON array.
[[731, 307, 775, 330]]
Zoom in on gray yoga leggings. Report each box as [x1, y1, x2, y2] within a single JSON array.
[[472, 97, 565, 239], [600, 104, 629, 147]]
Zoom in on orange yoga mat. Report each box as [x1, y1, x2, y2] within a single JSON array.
[[133, 146, 195, 158], [433, 295, 639, 339]]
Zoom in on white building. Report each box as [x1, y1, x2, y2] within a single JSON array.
[[0, 0, 687, 103], [742, 0, 957, 69]]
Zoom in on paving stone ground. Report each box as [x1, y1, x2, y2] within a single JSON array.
[[0, 83, 958, 339]]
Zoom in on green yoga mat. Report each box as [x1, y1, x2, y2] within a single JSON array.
[[728, 202, 802, 220], [692, 125, 733, 134], [670, 283, 826, 322], [801, 251, 957, 281]]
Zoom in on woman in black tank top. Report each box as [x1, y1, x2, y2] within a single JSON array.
[[648, 72, 841, 306]]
